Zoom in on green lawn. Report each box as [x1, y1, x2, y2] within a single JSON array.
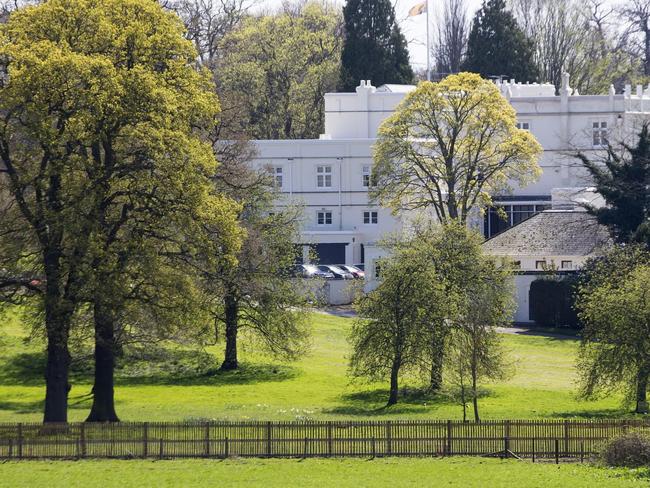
[[0, 308, 627, 422], [1, 458, 648, 488]]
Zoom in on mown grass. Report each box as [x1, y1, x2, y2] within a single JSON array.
[[1, 458, 648, 488], [0, 307, 627, 422]]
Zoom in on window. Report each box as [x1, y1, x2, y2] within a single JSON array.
[[362, 165, 372, 187], [535, 260, 546, 270], [484, 203, 551, 238], [317, 165, 332, 188], [516, 121, 530, 131], [317, 211, 332, 225], [363, 211, 378, 224], [561, 260, 573, 270], [269, 166, 283, 188], [592, 121, 608, 147]]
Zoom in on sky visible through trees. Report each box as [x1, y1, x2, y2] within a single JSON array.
[[258, 0, 618, 71]]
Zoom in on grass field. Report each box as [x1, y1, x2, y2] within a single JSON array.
[[1, 458, 648, 488], [0, 307, 627, 423]]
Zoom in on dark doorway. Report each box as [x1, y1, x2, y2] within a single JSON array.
[[314, 243, 346, 265]]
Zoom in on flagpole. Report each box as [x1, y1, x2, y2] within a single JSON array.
[[425, 0, 430, 81]]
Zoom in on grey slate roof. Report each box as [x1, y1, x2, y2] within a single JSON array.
[[482, 210, 612, 257]]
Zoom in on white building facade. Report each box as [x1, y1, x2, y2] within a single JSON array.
[[251, 75, 650, 291]]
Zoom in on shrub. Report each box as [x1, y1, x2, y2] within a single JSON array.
[[600, 432, 650, 467]]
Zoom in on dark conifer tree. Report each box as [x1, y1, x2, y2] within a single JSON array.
[[576, 123, 650, 247], [461, 0, 538, 82], [338, 0, 414, 91]]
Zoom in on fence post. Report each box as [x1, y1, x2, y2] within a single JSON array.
[[532, 438, 535, 463], [446, 420, 453, 456], [564, 420, 569, 457], [386, 421, 392, 456], [554, 439, 559, 464], [143, 423, 149, 458], [224, 437, 229, 459], [327, 421, 333, 458], [303, 437, 308, 459], [159, 438, 164, 460], [266, 421, 272, 457], [580, 441, 584, 463], [17, 423, 22, 459], [204, 422, 210, 458], [371, 437, 376, 459], [80, 423, 87, 458]]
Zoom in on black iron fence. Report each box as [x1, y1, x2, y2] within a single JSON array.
[[0, 419, 646, 460]]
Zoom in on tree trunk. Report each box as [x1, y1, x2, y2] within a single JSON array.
[[86, 298, 119, 422], [387, 359, 400, 406], [43, 322, 71, 424], [429, 334, 444, 392], [220, 292, 239, 371], [635, 367, 649, 414], [471, 359, 480, 422], [42, 247, 72, 424]]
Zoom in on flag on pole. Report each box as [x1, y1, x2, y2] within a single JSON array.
[[408, 1, 427, 17]]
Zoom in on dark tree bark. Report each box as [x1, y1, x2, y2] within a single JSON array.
[[387, 357, 401, 406], [86, 297, 120, 422], [429, 335, 445, 392], [471, 349, 480, 422], [636, 367, 649, 414], [42, 226, 75, 423], [220, 292, 239, 371]]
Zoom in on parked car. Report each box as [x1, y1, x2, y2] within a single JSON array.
[[317, 265, 354, 280], [293, 264, 334, 279], [338, 264, 365, 279]]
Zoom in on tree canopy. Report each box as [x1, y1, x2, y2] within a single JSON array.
[[0, 0, 242, 422], [462, 0, 538, 82], [338, 0, 413, 91], [217, 2, 342, 139], [371, 72, 542, 222], [575, 123, 650, 247]]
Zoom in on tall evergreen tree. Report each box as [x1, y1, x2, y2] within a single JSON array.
[[338, 0, 414, 91], [575, 124, 650, 247], [461, 0, 538, 82]]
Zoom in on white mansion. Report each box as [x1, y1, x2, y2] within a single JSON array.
[[250, 75, 650, 322]]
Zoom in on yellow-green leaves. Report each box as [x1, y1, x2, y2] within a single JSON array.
[[372, 72, 543, 223], [217, 2, 341, 139]]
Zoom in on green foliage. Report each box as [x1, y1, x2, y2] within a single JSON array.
[[576, 253, 650, 413], [0, 0, 243, 421], [338, 0, 413, 91], [217, 2, 342, 139], [349, 248, 449, 405], [372, 73, 542, 222], [462, 0, 538, 82], [575, 123, 650, 247]]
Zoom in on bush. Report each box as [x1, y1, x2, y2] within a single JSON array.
[[600, 432, 650, 467]]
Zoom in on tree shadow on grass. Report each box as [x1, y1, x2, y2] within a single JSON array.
[[548, 408, 636, 419], [0, 348, 300, 388], [324, 387, 456, 417], [115, 362, 300, 387]]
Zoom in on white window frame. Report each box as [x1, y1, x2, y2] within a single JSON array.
[[561, 260, 573, 270], [362, 165, 371, 187], [592, 120, 609, 147], [270, 166, 283, 188], [516, 121, 531, 131], [363, 210, 378, 224], [317, 211, 332, 226], [317, 165, 332, 188]]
